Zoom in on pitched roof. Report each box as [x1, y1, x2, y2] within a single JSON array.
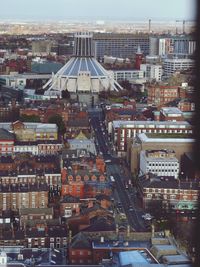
[[0, 128, 15, 140], [70, 232, 91, 249]]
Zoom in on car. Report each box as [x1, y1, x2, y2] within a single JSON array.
[[142, 213, 153, 220]]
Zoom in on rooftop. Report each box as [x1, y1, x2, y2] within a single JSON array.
[[59, 57, 108, 77], [113, 120, 191, 128], [137, 133, 194, 143]]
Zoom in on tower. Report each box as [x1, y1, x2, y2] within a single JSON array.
[[74, 32, 94, 57], [135, 46, 143, 70]]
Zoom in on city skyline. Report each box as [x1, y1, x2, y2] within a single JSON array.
[[0, 0, 196, 22]]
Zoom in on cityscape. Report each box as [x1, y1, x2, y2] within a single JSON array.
[[0, 0, 198, 266]]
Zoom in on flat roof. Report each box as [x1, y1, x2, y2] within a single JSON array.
[[138, 133, 194, 143], [119, 251, 152, 266], [161, 107, 183, 115], [112, 120, 191, 128], [162, 254, 191, 264]]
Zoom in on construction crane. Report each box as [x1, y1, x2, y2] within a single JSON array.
[[175, 20, 195, 34]]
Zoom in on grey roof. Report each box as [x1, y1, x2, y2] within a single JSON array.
[[162, 254, 191, 264], [138, 133, 194, 143], [139, 175, 200, 190], [19, 207, 53, 216], [60, 57, 108, 77], [0, 128, 15, 140], [113, 120, 192, 129], [0, 122, 58, 132], [70, 232, 91, 249]]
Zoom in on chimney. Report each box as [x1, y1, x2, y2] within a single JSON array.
[[151, 224, 155, 238], [69, 230, 72, 244], [127, 225, 130, 237], [100, 236, 104, 243], [116, 224, 119, 235], [88, 201, 93, 208], [75, 206, 80, 215]]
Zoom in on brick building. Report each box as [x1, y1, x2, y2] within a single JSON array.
[[154, 107, 184, 122], [112, 120, 192, 156], [127, 133, 194, 174], [138, 175, 199, 212], [0, 183, 49, 211], [0, 129, 15, 155], [147, 85, 179, 107]]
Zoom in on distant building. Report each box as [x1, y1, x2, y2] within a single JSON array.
[[93, 33, 150, 60], [149, 35, 196, 56], [140, 64, 163, 82], [44, 33, 123, 101], [163, 58, 194, 77], [32, 40, 52, 55], [113, 69, 144, 82], [154, 107, 184, 122], [147, 85, 179, 106]]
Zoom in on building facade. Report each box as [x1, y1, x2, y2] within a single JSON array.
[[93, 33, 150, 60], [111, 120, 192, 156], [163, 58, 194, 77], [140, 150, 180, 179]]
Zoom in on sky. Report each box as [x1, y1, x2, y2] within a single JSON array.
[[0, 0, 196, 21]]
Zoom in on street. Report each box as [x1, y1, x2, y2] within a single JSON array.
[[89, 109, 147, 232]]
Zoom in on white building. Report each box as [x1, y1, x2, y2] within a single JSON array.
[[140, 150, 180, 179], [44, 33, 123, 98], [0, 251, 7, 265], [163, 58, 194, 77], [140, 64, 163, 82], [14, 144, 38, 155], [113, 69, 144, 82]]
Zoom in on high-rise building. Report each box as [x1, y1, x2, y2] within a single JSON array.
[[149, 35, 196, 57], [140, 64, 163, 81], [93, 33, 150, 60]]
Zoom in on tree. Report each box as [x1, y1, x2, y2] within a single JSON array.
[[20, 114, 41, 122], [48, 114, 66, 135], [62, 90, 70, 99]]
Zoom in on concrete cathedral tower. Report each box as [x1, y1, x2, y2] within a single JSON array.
[[43, 32, 123, 103]]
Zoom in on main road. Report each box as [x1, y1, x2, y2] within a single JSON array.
[[89, 109, 146, 232]]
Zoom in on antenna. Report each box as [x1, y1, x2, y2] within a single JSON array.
[[149, 19, 151, 33]]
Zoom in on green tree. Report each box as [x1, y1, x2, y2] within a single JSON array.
[[62, 89, 70, 99], [48, 114, 66, 135], [20, 114, 41, 122]]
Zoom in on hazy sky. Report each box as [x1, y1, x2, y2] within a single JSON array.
[[0, 0, 196, 21]]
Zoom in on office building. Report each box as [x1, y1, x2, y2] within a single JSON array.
[[111, 120, 192, 156], [140, 149, 180, 178], [93, 33, 149, 60], [140, 64, 163, 82], [163, 58, 194, 77], [128, 133, 194, 174]]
